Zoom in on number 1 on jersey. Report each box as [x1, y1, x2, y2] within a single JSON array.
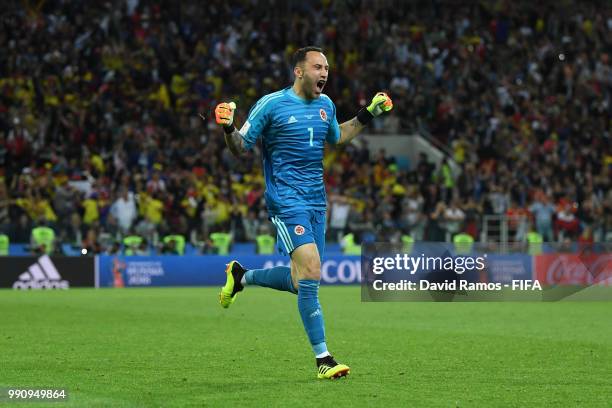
[[308, 127, 314, 147]]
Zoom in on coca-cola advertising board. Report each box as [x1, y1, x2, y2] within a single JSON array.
[[534, 254, 612, 286]]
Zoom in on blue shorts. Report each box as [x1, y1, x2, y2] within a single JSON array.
[[270, 210, 326, 261]]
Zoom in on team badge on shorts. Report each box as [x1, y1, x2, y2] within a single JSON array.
[[319, 108, 327, 121], [294, 225, 305, 235]]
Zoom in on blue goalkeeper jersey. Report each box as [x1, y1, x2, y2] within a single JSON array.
[[240, 86, 341, 215]]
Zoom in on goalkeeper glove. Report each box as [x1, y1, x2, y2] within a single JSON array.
[[215, 102, 237, 133], [357, 92, 393, 125]]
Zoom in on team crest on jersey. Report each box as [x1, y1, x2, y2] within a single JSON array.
[[319, 109, 327, 122], [294, 225, 305, 236]]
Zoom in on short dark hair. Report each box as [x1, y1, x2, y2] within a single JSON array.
[[292, 46, 323, 67]]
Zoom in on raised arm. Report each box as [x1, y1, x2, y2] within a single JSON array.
[[337, 92, 393, 145], [338, 117, 365, 145], [208, 101, 247, 157], [223, 126, 247, 157]]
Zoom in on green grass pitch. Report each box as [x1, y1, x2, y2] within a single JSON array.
[[1, 287, 611, 407]]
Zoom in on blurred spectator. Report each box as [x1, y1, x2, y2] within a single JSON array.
[[442, 198, 466, 239], [82, 228, 103, 255], [242, 209, 261, 242], [30, 221, 55, 255], [53, 181, 77, 224], [506, 199, 529, 242], [428, 201, 447, 242], [160, 237, 180, 255], [529, 193, 556, 242], [400, 186, 425, 240], [63, 213, 84, 247], [437, 158, 455, 202], [486, 183, 509, 216], [347, 208, 376, 244], [136, 238, 151, 256], [110, 188, 137, 234], [555, 198, 580, 239], [82, 193, 100, 227]]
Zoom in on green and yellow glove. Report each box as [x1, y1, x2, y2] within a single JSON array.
[[357, 92, 393, 124], [367, 92, 394, 116]]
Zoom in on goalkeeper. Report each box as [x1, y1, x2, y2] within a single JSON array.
[[213, 46, 393, 379]]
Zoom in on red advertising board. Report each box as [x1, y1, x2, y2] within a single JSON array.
[[534, 254, 612, 286]]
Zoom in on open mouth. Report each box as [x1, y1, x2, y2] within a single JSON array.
[[316, 80, 326, 92]]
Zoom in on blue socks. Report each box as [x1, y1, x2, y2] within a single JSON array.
[[244, 270, 328, 357], [297, 280, 328, 356], [244, 266, 297, 294]]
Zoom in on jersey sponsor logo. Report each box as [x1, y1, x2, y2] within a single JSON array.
[[319, 109, 327, 122], [287, 115, 298, 124], [305, 114, 314, 119], [239, 121, 251, 135], [294, 225, 305, 236]]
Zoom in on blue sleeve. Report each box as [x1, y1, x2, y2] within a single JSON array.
[[326, 98, 341, 144], [240, 96, 273, 150]]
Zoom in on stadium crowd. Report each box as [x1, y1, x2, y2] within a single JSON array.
[[0, 0, 610, 254]]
